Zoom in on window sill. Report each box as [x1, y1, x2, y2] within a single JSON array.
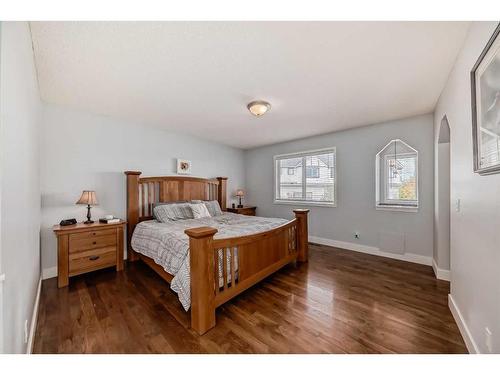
[[376, 204, 418, 213], [274, 200, 336, 208]]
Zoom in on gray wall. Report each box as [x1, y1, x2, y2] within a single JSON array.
[[245, 114, 434, 260], [40, 104, 246, 274], [434, 21, 500, 353], [0, 22, 42, 353]]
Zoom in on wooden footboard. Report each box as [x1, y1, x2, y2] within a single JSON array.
[[185, 209, 309, 335]]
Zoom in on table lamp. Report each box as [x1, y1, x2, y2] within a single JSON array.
[[236, 189, 245, 208], [76, 190, 98, 224]]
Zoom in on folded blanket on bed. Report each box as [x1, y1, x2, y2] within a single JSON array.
[[131, 212, 288, 311]]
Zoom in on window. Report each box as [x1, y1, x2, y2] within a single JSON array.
[[274, 148, 336, 206], [376, 139, 418, 211], [306, 166, 319, 178]]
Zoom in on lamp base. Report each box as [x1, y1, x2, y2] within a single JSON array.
[[237, 205, 243, 208], [84, 204, 93, 224]]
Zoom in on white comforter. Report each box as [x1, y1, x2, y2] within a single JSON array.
[[131, 213, 288, 310]]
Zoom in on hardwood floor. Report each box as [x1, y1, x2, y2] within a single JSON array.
[[33, 244, 467, 354]]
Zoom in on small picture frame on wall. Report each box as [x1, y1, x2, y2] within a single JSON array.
[[471, 23, 500, 175], [176, 158, 192, 175]]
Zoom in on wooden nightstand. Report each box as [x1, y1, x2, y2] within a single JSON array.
[[53, 221, 126, 288], [226, 206, 257, 216]]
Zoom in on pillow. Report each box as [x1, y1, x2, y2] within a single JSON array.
[[152, 201, 187, 220], [190, 203, 211, 219], [153, 202, 194, 222], [204, 200, 223, 217], [190, 200, 223, 217]]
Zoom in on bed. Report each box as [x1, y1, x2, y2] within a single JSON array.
[[125, 171, 309, 335]]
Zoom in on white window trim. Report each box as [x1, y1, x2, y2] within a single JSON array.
[[274, 147, 337, 208], [375, 140, 419, 212], [375, 205, 419, 213]]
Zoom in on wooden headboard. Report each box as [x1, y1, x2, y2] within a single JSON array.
[[124, 171, 227, 260]]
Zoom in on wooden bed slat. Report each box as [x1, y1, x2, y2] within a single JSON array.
[[230, 247, 236, 288], [142, 183, 147, 217], [148, 182, 153, 216], [214, 250, 219, 295], [222, 248, 227, 290]]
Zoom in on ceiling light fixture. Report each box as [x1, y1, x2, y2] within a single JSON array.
[[247, 100, 271, 117]]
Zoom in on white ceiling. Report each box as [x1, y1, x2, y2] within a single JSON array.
[[30, 22, 469, 149]]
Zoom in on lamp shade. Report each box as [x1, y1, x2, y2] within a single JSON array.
[[76, 191, 98, 205], [235, 189, 245, 197]]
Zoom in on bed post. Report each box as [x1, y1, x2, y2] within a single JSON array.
[[125, 171, 141, 262], [294, 209, 310, 262], [216, 177, 227, 211], [184, 226, 218, 335]]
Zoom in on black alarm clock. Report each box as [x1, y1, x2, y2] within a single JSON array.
[[60, 218, 77, 226]]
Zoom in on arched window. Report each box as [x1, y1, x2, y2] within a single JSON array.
[[376, 139, 418, 211]]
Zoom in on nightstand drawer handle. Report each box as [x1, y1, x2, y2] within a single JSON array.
[[89, 255, 100, 261], [92, 241, 97, 245]]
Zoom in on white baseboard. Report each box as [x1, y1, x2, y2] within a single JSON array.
[[42, 266, 57, 280], [309, 235, 432, 266], [432, 259, 450, 281], [27, 277, 42, 354], [448, 294, 479, 354]]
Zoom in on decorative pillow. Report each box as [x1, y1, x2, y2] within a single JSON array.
[[204, 200, 223, 216], [190, 203, 211, 219], [153, 202, 194, 222]]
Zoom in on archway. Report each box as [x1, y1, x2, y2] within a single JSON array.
[[434, 115, 451, 280]]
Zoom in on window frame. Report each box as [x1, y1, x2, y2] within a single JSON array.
[[376, 139, 419, 212], [274, 147, 337, 208], [382, 153, 418, 206]]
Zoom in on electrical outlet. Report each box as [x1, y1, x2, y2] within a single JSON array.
[[354, 232, 360, 239], [485, 327, 493, 353], [456, 198, 461, 212], [24, 319, 28, 344]]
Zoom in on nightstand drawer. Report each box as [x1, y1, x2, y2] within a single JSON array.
[[227, 206, 257, 216], [69, 247, 116, 276], [238, 208, 256, 216], [70, 228, 116, 241], [69, 233, 117, 253]]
